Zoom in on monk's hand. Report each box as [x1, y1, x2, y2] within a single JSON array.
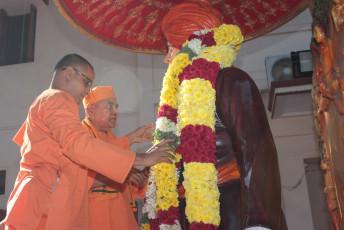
[[127, 123, 154, 145], [129, 168, 147, 187], [145, 139, 175, 165], [133, 139, 175, 167]]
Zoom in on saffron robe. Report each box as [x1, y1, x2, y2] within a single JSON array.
[[1, 89, 135, 230], [82, 118, 145, 230]]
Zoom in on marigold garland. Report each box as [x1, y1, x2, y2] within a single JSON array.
[[141, 24, 243, 230], [178, 79, 216, 131], [141, 49, 183, 229]]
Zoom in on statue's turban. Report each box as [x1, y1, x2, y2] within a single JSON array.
[[161, 0, 222, 49]]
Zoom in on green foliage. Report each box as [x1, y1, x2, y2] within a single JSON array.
[[153, 130, 180, 148], [140, 213, 149, 225], [180, 45, 196, 60]]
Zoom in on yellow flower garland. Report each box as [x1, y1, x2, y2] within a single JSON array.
[[184, 163, 220, 225], [142, 24, 243, 230], [178, 79, 216, 131]]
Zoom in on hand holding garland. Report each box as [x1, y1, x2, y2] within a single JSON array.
[[134, 139, 175, 167]]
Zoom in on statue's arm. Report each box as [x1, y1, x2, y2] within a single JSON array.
[[216, 67, 283, 229]]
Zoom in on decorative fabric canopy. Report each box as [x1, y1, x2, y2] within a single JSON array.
[[54, 0, 308, 54]]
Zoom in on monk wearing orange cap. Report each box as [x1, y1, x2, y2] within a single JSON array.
[[82, 86, 149, 230], [0, 54, 174, 230], [159, 1, 287, 230]]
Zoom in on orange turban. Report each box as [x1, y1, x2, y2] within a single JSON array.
[[161, 0, 222, 49], [83, 86, 116, 109]]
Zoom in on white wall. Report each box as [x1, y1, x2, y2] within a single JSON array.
[[262, 93, 319, 230], [236, 9, 314, 91], [0, 1, 321, 229]]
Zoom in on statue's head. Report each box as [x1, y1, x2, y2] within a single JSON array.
[[161, 0, 222, 50]]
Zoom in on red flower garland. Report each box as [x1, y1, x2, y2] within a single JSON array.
[[157, 206, 180, 225], [188, 31, 216, 47], [190, 222, 219, 230], [158, 104, 178, 124], [176, 124, 217, 164], [178, 58, 220, 88], [150, 218, 160, 230]]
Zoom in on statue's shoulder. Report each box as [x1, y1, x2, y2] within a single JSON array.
[[217, 67, 254, 85]]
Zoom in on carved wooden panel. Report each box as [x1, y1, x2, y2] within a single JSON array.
[[310, 0, 344, 229]]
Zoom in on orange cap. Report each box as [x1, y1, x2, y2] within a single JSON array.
[[83, 86, 116, 108]]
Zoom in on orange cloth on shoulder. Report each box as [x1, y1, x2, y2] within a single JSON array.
[[83, 86, 116, 108]]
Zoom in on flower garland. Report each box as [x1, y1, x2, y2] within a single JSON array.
[[141, 24, 243, 230], [141, 59, 184, 229]]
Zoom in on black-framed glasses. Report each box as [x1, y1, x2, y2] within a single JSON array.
[[72, 67, 93, 87]]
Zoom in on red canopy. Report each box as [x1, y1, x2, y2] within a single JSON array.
[[54, 0, 308, 54]]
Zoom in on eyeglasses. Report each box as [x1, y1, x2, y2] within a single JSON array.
[[106, 103, 119, 112], [72, 67, 93, 87]]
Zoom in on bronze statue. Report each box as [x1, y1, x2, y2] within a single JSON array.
[[159, 1, 287, 229]]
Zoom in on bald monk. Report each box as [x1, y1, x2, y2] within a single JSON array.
[[82, 86, 149, 230], [0, 54, 174, 230], [160, 1, 287, 230]]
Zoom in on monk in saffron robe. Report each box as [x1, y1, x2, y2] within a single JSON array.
[[160, 1, 287, 229], [82, 86, 149, 230], [0, 54, 174, 230]]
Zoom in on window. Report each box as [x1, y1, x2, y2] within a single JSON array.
[[0, 4, 36, 66]]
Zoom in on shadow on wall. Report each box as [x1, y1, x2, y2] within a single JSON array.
[[0, 209, 6, 221]]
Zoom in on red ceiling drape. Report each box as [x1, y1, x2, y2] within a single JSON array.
[[54, 0, 308, 54]]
